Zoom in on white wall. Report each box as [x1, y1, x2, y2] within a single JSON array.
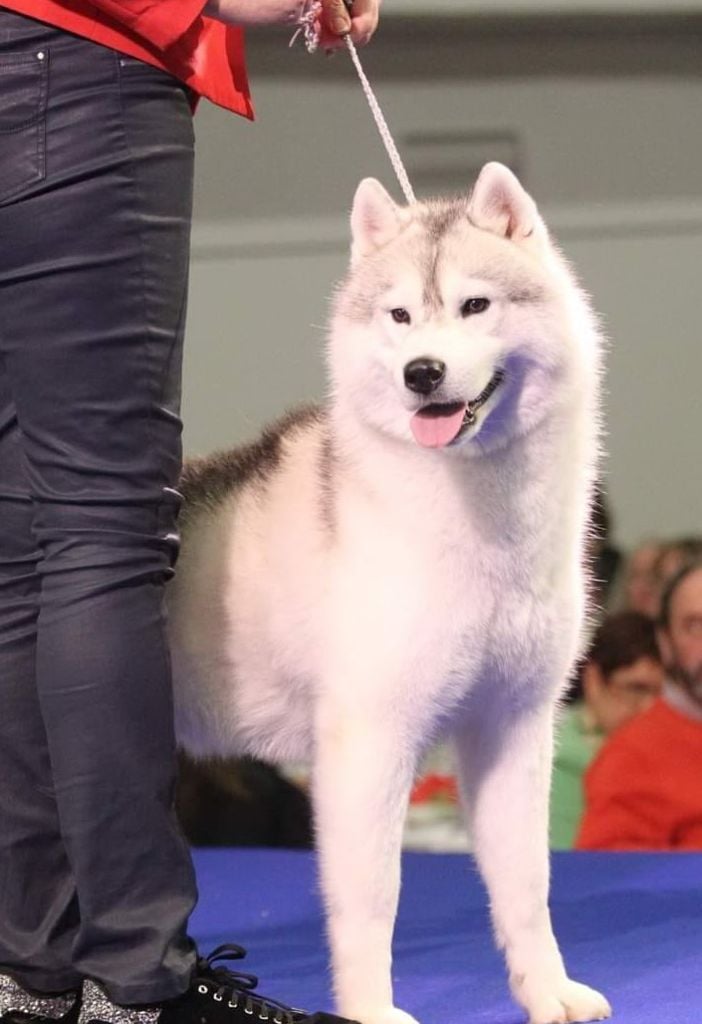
[[184, 15, 702, 550]]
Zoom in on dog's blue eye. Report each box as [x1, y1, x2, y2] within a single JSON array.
[[461, 298, 490, 317], [390, 308, 411, 325]]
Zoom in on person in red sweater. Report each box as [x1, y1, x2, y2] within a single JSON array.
[[0, 5, 377, 1024], [577, 561, 702, 851]]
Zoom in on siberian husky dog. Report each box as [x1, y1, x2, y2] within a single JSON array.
[[168, 163, 611, 1024]]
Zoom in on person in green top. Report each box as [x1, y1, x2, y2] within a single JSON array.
[[550, 611, 664, 848]]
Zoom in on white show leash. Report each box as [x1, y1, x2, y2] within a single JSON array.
[[290, 2, 416, 205]]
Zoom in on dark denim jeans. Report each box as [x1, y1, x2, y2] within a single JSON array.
[[0, 10, 198, 1003]]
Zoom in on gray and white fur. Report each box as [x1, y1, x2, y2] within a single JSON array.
[[167, 164, 611, 1024]]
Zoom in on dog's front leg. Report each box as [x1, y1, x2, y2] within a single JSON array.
[[454, 704, 611, 1024], [313, 701, 419, 1024]]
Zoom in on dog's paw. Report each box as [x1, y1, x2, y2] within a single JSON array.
[[525, 979, 611, 1024], [350, 1006, 420, 1024]]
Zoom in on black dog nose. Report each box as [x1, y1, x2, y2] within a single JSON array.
[[404, 358, 446, 395]]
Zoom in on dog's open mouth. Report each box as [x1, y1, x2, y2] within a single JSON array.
[[410, 370, 505, 449]]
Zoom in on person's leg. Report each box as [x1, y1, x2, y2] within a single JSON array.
[[0, 12, 197, 1003], [0, 14, 82, 1000], [0, 353, 82, 1002]]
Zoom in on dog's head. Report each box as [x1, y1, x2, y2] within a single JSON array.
[[328, 163, 601, 456]]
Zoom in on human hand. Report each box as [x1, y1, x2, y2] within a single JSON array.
[[319, 0, 381, 49]]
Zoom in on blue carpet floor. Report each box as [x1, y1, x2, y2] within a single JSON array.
[[190, 849, 702, 1024]]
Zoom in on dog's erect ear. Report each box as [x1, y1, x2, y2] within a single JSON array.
[[350, 178, 403, 263], [468, 163, 545, 243]]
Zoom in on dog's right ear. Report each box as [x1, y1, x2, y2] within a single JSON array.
[[350, 178, 402, 264]]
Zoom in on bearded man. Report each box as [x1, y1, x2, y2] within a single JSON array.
[[577, 560, 702, 850]]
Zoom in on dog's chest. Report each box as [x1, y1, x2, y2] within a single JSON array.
[[419, 539, 571, 687]]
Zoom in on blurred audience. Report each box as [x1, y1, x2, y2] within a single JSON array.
[[620, 538, 664, 617], [577, 561, 702, 850], [621, 535, 702, 619], [550, 611, 663, 848], [653, 536, 702, 598]]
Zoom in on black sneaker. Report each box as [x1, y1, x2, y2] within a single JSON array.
[[78, 946, 357, 1024], [0, 974, 81, 1024]]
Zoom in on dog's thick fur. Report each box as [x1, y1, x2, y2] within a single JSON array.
[[167, 164, 611, 1024]]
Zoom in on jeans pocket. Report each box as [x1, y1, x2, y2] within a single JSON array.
[[0, 47, 49, 205]]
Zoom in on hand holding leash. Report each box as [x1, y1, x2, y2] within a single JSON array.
[[318, 0, 380, 49]]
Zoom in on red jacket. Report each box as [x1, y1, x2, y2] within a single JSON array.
[[576, 698, 702, 851], [2, 0, 253, 117]]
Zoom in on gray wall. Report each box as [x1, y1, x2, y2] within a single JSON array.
[[184, 12, 702, 549]]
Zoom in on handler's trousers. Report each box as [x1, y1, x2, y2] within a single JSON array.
[[0, 11, 198, 1003]]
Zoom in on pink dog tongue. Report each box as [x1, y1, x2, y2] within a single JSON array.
[[410, 405, 467, 448]]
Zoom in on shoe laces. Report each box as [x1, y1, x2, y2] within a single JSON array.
[[196, 946, 298, 1024]]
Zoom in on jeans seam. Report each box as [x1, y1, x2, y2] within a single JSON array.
[[114, 53, 160, 494], [113, 54, 191, 499]]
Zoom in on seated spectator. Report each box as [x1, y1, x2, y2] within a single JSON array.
[[651, 536, 702, 606], [550, 611, 663, 848], [576, 561, 702, 850]]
